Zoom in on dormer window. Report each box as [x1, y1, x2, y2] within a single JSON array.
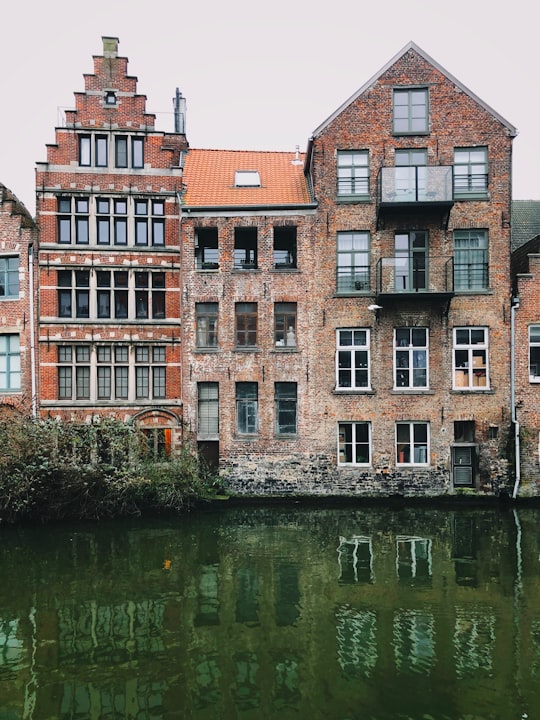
[[105, 91, 117, 105], [234, 170, 261, 187]]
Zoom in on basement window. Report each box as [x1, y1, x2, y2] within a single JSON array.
[[234, 171, 261, 187]]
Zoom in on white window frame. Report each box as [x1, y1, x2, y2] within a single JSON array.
[[338, 422, 371, 466], [0, 256, 19, 299], [394, 327, 428, 389], [396, 421, 429, 466], [453, 327, 489, 390], [336, 329, 370, 390], [0, 334, 21, 391], [529, 325, 540, 382]]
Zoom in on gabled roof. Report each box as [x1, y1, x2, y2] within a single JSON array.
[[311, 41, 517, 139], [182, 148, 313, 209], [512, 200, 540, 251]]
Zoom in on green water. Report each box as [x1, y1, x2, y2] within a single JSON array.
[[0, 502, 538, 720]]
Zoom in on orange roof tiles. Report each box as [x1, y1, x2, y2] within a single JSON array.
[[182, 149, 311, 208]]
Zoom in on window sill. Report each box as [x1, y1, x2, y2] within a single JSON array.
[[335, 195, 371, 204], [451, 388, 493, 394], [233, 347, 261, 353], [272, 347, 299, 353], [194, 347, 221, 353], [334, 388, 374, 395], [453, 289, 492, 295], [275, 434, 297, 440], [391, 388, 433, 394], [272, 266, 300, 273], [232, 267, 261, 273], [234, 434, 259, 441], [454, 194, 489, 201]]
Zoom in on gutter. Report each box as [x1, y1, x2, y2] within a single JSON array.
[[511, 295, 521, 498]]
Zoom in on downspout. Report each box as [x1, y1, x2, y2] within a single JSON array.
[[28, 243, 37, 418], [511, 296, 521, 498]]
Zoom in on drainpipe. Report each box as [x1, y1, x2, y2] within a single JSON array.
[[28, 243, 37, 418], [511, 296, 521, 499]]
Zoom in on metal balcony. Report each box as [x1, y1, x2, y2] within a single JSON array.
[[375, 256, 455, 304], [377, 166, 454, 229]]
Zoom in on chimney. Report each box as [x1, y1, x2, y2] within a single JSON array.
[[173, 88, 187, 134], [102, 36, 119, 58]]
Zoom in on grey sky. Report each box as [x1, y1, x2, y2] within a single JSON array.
[[1, 0, 536, 215]]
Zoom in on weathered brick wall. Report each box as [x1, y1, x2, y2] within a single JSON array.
[[303, 46, 513, 494], [514, 256, 540, 494], [0, 184, 37, 416]]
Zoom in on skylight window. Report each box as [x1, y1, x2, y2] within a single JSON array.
[[234, 170, 261, 187]]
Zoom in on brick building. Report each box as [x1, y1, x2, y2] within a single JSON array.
[[511, 236, 540, 495], [301, 42, 516, 495], [180, 149, 317, 475], [29, 37, 519, 494], [0, 183, 37, 417], [35, 37, 187, 454]]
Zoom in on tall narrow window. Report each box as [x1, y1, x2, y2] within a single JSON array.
[[152, 201, 165, 246], [75, 198, 89, 245], [235, 302, 257, 347], [275, 382, 297, 436], [336, 329, 370, 390], [273, 226, 297, 268], [0, 257, 19, 298], [338, 422, 371, 465], [114, 346, 129, 399], [79, 135, 91, 166], [196, 303, 219, 348], [236, 382, 258, 435], [135, 200, 148, 246], [274, 303, 297, 347], [75, 270, 90, 318], [529, 326, 540, 382], [396, 422, 429, 465], [198, 382, 219, 437], [394, 231, 427, 291], [114, 272, 129, 319], [75, 346, 91, 400], [58, 197, 72, 244], [394, 328, 428, 389], [114, 199, 128, 245], [97, 346, 112, 399], [0, 334, 20, 391], [337, 151, 369, 197], [337, 232, 370, 293], [393, 88, 428, 134], [132, 137, 144, 168], [115, 136, 128, 168], [394, 149, 427, 201], [58, 346, 73, 399], [454, 230, 488, 291], [152, 347, 166, 399], [195, 228, 219, 269], [234, 228, 258, 269], [95, 136, 108, 167], [96, 198, 110, 245], [453, 328, 489, 390], [96, 271, 111, 318]]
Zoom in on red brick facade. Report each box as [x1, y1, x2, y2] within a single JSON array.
[[512, 240, 540, 494], [12, 37, 523, 493], [0, 184, 37, 417], [35, 37, 187, 453]]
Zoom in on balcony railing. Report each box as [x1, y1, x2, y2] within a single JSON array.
[[336, 267, 371, 294], [375, 256, 454, 298], [378, 166, 454, 205]]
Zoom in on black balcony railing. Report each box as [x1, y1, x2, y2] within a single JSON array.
[[375, 256, 454, 297]]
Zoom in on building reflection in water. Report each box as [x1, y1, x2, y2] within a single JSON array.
[[0, 506, 539, 719]]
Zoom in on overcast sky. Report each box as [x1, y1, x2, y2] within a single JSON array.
[[1, 0, 537, 215]]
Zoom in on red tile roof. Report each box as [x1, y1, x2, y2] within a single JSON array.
[[182, 149, 311, 208]]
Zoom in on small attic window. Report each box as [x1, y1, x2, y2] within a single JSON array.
[[105, 91, 117, 105], [234, 170, 261, 187]]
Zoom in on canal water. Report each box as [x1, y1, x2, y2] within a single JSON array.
[[0, 502, 538, 720]]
